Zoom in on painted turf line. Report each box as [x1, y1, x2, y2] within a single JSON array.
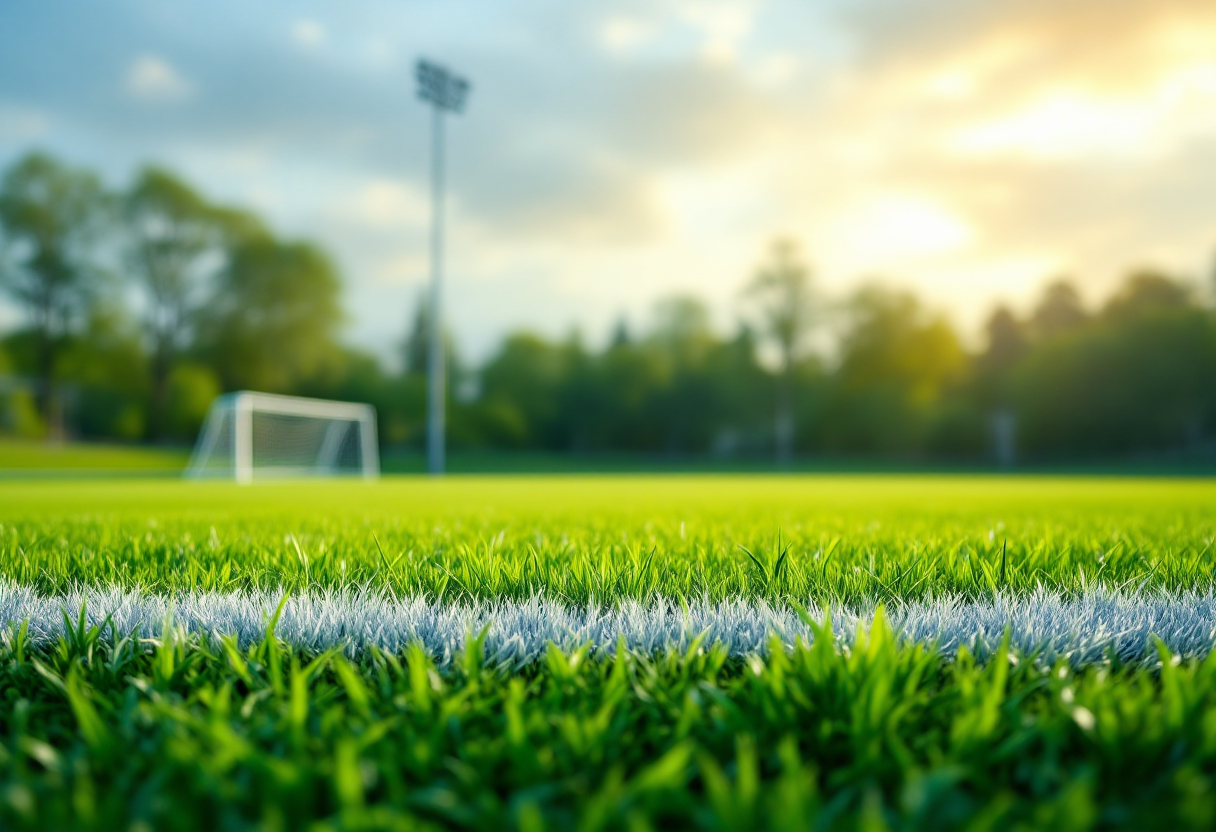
[[3, 582, 1216, 665]]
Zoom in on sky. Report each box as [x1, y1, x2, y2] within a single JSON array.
[[2, 0, 1216, 364]]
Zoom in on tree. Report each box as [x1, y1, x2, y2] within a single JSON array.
[[647, 296, 718, 453], [825, 285, 966, 454], [651, 295, 713, 367], [163, 363, 221, 441], [976, 305, 1027, 406], [58, 303, 150, 440], [974, 305, 1028, 464], [746, 239, 814, 465], [1030, 279, 1087, 340], [0, 152, 107, 434], [124, 167, 219, 438], [197, 236, 345, 393], [401, 291, 430, 376], [609, 317, 631, 348], [1103, 270, 1193, 321], [1014, 303, 1216, 457], [479, 333, 569, 449], [0, 343, 42, 437], [210, 206, 270, 246], [595, 337, 670, 451], [702, 325, 772, 457]]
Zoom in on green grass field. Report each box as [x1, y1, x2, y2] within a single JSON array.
[[3, 475, 1213, 599], [0, 438, 190, 471], [2, 475, 1216, 830]]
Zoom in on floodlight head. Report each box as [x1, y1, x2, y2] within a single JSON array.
[[416, 59, 471, 113]]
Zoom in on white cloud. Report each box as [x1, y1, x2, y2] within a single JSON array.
[[292, 20, 327, 48], [750, 53, 800, 90], [376, 253, 429, 286], [126, 55, 192, 101], [345, 180, 428, 228], [601, 17, 651, 52], [680, 3, 753, 65]]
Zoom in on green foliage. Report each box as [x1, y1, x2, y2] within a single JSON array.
[[480, 333, 573, 448], [164, 363, 221, 441], [1030, 280, 1088, 340], [124, 166, 226, 438], [0, 151, 109, 427], [747, 239, 815, 461], [475, 318, 772, 455], [0, 152, 108, 319], [0, 346, 43, 438], [0, 390, 43, 439], [58, 304, 150, 440], [819, 287, 968, 455], [0, 476, 1212, 604], [1014, 306, 1216, 455], [0, 152, 351, 444], [197, 237, 345, 393], [4, 607, 1216, 829], [4, 152, 1216, 465]]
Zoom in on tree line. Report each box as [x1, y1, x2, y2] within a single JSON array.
[[0, 152, 342, 442], [2, 150, 1214, 464]]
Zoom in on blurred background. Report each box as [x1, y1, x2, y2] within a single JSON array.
[[2, 0, 1215, 472]]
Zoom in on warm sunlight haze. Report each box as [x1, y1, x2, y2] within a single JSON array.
[[3, 0, 1214, 357]]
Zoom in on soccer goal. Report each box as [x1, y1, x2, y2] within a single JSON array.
[[186, 391, 379, 482]]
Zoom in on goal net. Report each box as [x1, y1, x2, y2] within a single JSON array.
[[186, 391, 379, 482]]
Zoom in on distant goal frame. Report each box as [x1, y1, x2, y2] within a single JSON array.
[[186, 391, 380, 483]]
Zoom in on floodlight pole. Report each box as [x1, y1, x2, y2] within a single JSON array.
[[426, 100, 446, 477], [416, 59, 469, 477]]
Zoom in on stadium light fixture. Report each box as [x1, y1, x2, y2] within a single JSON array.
[[415, 58, 470, 476]]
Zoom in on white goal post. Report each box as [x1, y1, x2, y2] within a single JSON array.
[[186, 391, 379, 483]]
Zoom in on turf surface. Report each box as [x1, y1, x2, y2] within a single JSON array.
[[0, 439, 190, 471], [1, 475, 1215, 830], [0, 476, 1212, 601]]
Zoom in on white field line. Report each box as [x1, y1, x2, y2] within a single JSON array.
[[2, 582, 1216, 666]]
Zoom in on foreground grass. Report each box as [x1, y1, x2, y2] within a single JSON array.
[[4, 615, 1216, 831], [0, 476, 1213, 603], [3, 475, 1216, 829]]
